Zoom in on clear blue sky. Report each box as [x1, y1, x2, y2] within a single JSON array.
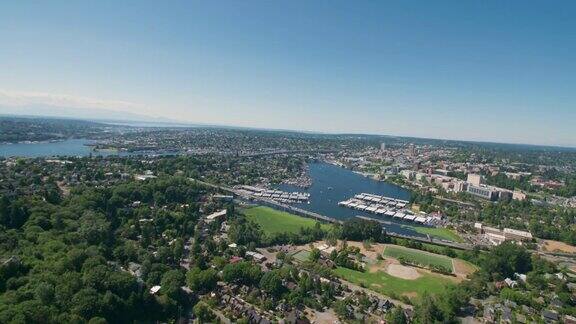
[[1, 1, 575, 146]]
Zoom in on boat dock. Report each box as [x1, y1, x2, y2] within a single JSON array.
[[236, 185, 310, 204], [339, 192, 431, 225], [191, 179, 473, 250]]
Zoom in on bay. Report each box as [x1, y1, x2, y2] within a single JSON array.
[[277, 162, 429, 238]]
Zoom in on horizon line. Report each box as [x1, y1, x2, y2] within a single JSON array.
[[2, 113, 575, 150]]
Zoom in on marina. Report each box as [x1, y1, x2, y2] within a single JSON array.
[[339, 192, 436, 225], [274, 162, 442, 238], [236, 185, 310, 204]]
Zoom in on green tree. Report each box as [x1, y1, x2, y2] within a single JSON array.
[[260, 270, 285, 298], [193, 303, 214, 322], [387, 307, 407, 324], [186, 267, 218, 293], [222, 262, 262, 285], [160, 270, 185, 300]]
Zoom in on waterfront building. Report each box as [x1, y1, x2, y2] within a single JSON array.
[[400, 169, 415, 180]]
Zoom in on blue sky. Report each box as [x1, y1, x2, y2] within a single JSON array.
[[0, 1, 575, 146]]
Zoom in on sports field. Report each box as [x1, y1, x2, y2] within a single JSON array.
[[400, 224, 464, 242], [334, 266, 454, 299], [242, 206, 330, 235], [383, 245, 454, 272]]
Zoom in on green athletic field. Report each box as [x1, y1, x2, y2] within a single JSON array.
[[242, 206, 330, 235], [334, 266, 454, 299], [400, 224, 464, 242], [383, 245, 454, 272]]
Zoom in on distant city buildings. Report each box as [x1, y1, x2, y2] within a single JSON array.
[[408, 144, 416, 156]]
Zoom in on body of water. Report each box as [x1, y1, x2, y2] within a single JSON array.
[[0, 141, 426, 238], [277, 162, 428, 237], [0, 138, 175, 158], [0, 139, 99, 158]]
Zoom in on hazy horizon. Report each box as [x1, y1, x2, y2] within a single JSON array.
[[3, 108, 576, 150], [1, 1, 575, 147]]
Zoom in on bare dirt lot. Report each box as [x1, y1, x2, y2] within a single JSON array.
[[452, 259, 477, 282], [541, 240, 576, 254], [386, 263, 421, 280], [309, 309, 340, 324], [368, 258, 422, 280]]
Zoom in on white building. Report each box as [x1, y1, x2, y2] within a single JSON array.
[[467, 173, 483, 186], [205, 209, 227, 223]]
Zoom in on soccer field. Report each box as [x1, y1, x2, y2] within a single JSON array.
[[242, 206, 330, 235], [383, 245, 454, 272]]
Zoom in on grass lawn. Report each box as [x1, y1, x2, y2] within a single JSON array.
[[334, 267, 454, 299], [242, 206, 330, 235], [383, 245, 454, 272], [292, 250, 311, 262], [401, 224, 464, 242]]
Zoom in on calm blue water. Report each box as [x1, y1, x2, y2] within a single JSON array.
[[0, 139, 98, 157], [0, 139, 176, 158], [277, 162, 427, 237], [0, 141, 427, 237]]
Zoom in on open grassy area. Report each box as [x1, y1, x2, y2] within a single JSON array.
[[383, 245, 454, 272], [334, 267, 454, 299], [242, 206, 330, 235], [292, 250, 311, 262], [400, 224, 464, 242]]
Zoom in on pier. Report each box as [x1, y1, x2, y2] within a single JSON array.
[[339, 192, 431, 225], [190, 178, 340, 224], [236, 185, 310, 204]]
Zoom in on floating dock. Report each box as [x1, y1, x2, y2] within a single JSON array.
[[339, 192, 431, 224], [237, 185, 310, 204]]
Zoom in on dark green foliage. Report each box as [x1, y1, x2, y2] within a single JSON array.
[[259, 270, 286, 298], [387, 307, 407, 324], [186, 267, 218, 293], [193, 302, 214, 322], [341, 218, 387, 242], [222, 261, 262, 285], [228, 217, 263, 246], [0, 176, 204, 323], [482, 242, 532, 280]]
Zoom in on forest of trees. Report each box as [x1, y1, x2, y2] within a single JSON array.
[[0, 177, 204, 323]]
